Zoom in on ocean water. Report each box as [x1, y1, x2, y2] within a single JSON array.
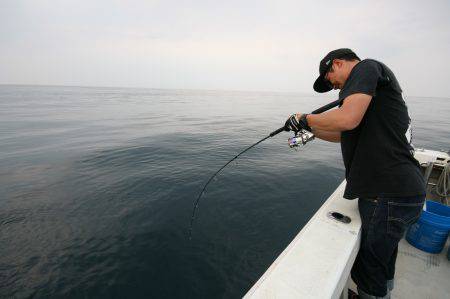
[[0, 85, 448, 298]]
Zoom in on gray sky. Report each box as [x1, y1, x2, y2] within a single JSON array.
[[1, 0, 449, 97]]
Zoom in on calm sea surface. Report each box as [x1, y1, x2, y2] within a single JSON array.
[[0, 85, 448, 298]]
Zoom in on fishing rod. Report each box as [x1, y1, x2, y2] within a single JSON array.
[[188, 99, 342, 239]]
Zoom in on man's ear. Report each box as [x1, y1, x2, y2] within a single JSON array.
[[334, 59, 343, 69]]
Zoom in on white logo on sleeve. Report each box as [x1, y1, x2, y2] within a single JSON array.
[[405, 123, 412, 144]]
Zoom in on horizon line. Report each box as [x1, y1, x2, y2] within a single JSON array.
[[0, 83, 449, 100]]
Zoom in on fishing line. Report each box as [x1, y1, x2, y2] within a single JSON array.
[[188, 99, 342, 239], [188, 135, 271, 239]]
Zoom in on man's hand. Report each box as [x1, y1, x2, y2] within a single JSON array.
[[284, 113, 311, 132]]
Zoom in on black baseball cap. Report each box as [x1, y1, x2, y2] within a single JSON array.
[[313, 48, 360, 93]]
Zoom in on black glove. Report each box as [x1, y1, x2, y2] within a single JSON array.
[[284, 114, 311, 133]]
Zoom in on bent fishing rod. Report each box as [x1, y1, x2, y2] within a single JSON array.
[[188, 99, 342, 239]]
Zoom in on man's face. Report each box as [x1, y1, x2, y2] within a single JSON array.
[[325, 60, 346, 90]]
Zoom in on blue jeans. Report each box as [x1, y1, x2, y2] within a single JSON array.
[[351, 194, 425, 297]]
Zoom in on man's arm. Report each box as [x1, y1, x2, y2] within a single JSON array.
[[306, 93, 372, 131], [312, 129, 341, 143]]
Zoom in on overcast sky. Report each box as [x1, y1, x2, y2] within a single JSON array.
[[1, 0, 449, 97]]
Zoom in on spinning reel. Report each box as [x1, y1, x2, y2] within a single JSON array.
[[288, 130, 315, 148]]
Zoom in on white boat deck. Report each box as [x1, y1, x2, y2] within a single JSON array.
[[389, 238, 450, 299], [244, 149, 450, 299], [348, 237, 450, 299]]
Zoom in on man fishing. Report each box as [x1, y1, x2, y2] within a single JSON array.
[[285, 48, 426, 299]]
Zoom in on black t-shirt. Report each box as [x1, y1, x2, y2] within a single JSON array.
[[338, 59, 425, 199]]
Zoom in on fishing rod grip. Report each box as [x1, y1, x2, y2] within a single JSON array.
[[311, 99, 341, 114], [269, 99, 341, 137], [269, 126, 286, 137]]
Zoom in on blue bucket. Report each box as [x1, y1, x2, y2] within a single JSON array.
[[406, 200, 450, 254]]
